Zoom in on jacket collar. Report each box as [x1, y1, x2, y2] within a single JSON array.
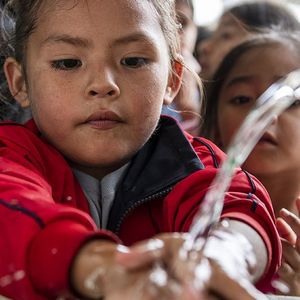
[[107, 116, 204, 231], [25, 117, 204, 231]]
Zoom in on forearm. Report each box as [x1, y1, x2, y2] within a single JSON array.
[[204, 220, 267, 284], [226, 220, 268, 282]]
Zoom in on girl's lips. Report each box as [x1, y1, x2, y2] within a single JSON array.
[[85, 110, 122, 129]]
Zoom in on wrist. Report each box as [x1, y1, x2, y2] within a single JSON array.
[[70, 240, 118, 299]]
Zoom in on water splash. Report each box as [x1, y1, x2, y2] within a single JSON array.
[[187, 68, 300, 246], [149, 68, 300, 295], [0, 270, 25, 288]]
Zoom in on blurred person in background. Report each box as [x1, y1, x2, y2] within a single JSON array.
[[201, 31, 300, 295], [193, 25, 212, 73], [163, 0, 202, 135], [198, 0, 300, 81]]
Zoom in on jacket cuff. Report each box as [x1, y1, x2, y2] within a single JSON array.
[[27, 220, 118, 298]]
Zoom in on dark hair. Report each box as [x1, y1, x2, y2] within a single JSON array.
[[226, 1, 300, 33], [0, 0, 182, 121], [0, 0, 44, 120], [200, 31, 300, 143]]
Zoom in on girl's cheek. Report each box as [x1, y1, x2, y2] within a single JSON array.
[[220, 118, 241, 148]]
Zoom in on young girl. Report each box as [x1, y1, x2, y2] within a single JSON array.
[[201, 31, 300, 295], [0, 1, 280, 299]]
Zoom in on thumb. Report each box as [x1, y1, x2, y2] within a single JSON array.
[[115, 239, 165, 270]]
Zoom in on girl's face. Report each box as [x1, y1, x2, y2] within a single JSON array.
[[217, 44, 300, 177], [175, 1, 197, 54], [199, 13, 253, 80], [6, 0, 181, 178]]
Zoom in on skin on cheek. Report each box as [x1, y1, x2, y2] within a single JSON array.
[[217, 107, 244, 149]]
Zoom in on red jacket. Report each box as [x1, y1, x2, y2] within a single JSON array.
[[0, 116, 280, 299]]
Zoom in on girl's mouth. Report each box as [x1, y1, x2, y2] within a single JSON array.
[[85, 110, 123, 129]]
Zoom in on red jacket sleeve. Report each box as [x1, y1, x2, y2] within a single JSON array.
[[0, 124, 118, 299], [163, 136, 281, 290]]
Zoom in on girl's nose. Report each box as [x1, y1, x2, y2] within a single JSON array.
[[85, 68, 120, 99], [269, 114, 279, 126]]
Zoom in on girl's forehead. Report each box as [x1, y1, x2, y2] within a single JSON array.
[[27, 0, 171, 59], [224, 43, 300, 86], [38, 0, 159, 23], [36, 0, 163, 37], [219, 14, 239, 28]]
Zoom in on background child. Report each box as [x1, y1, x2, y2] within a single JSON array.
[[162, 0, 202, 135], [0, 0, 280, 299], [201, 31, 300, 295], [198, 1, 300, 81]]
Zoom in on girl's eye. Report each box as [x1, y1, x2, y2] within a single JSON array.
[[121, 57, 149, 68], [289, 98, 300, 109], [217, 31, 233, 40], [230, 96, 252, 105], [51, 59, 82, 70], [177, 14, 188, 30]]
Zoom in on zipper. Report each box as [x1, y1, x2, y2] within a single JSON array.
[[114, 186, 173, 234]]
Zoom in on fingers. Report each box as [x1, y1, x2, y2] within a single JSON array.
[[279, 208, 300, 232], [277, 260, 300, 296], [279, 208, 300, 235], [115, 233, 186, 271], [115, 239, 165, 270], [277, 239, 300, 296], [111, 233, 268, 300], [276, 217, 297, 244], [278, 260, 294, 281], [281, 239, 300, 273], [205, 260, 268, 300], [279, 208, 300, 251]]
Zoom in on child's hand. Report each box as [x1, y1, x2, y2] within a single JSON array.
[[276, 198, 300, 295], [112, 230, 268, 300], [70, 235, 186, 299], [71, 225, 268, 300], [70, 240, 119, 299]]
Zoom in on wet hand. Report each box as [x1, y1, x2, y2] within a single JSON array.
[[276, 197, 300, 295], [113, 231, 268, 300]]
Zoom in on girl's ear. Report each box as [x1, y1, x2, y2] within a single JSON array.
[[163, 59, 183, 105], [4, 57, 30, 108]]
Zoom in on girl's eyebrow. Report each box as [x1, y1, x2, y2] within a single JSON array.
[[41, 34, 91, 48], [113, 32, 157, 47], [225, 75, 253, 88], [41, 32, 157, 48], [225, 74, 284, 88]]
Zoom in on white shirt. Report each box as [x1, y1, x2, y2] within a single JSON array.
[[73, 163, 129, 228]]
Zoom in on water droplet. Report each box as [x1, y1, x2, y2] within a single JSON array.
[[66, 196, 72, 201], [51, 248, 58, 255], [0, 275, 13, 287], [11, 199, 19, 205], [13, 270, 25, 281]]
